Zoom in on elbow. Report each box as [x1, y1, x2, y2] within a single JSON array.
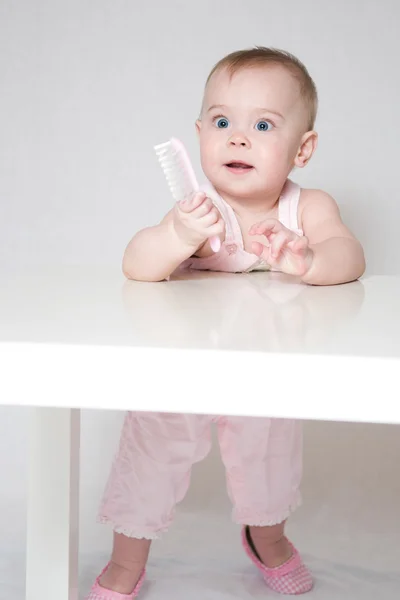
[[337, 248, 367, 285], [340, 249, 367, 285], [121, 252, 155, 282], [121, 258, 143, 282], [353, 244, 367, 281], [358, 258, 367, 280], [122, 255, 135, 280], [121, 262, 167, 283], [122, 266, 134, 281]]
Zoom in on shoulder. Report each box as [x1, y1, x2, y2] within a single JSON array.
[[298, 187, 341, 227], [299, 187, 340, 212], [297, 186, 356, 242]]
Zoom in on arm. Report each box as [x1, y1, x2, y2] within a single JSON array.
[[122, 211, 195, 282], [122, 193, 225, 282], [299, 190, 366, 285], [249, 190, 366, 286]]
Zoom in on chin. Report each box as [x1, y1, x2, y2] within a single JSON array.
[[212, 177, 265, 200]]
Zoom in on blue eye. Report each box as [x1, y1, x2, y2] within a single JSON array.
[[256, 120, 273, 132], [215, 117, 230, 129]]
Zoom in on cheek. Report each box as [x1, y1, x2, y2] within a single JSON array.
[[199, 133, 220, 169], [258, 136, 292, 164]]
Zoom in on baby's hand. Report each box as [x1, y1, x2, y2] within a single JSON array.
[[172, 192, 225, 251], [249, 219, 313, 276]]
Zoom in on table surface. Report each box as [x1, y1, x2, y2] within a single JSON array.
[[3, 267, 398, 600], [1, 266, 399, 422]]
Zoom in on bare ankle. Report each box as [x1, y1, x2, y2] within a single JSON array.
[[99, 533, 152, 593], [100, 561, 145, 594], [249, 523, 286, 545], [109, 559, 144, 573], [111, 533, 152, 568]]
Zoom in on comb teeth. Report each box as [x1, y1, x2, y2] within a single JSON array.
[[154, 138, 222, 254], [154, 139, 198, 203]]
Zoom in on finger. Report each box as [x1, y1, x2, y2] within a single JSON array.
[[249, 219, 283, 237], [270, 230, 293, 258], [179, 191, 206, 213], [251, 241, 275, 263], [191, 197, 214, 219], [288, 235, 309, 255], [207, 217, 225, 237], [199, 206, 220, 227], [251, 241, 266, 258]]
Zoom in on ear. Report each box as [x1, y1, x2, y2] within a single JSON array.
[[294, 130, 318, 168], [195, 119, 202, 138]]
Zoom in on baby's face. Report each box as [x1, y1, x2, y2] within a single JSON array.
[[196, 65, 311, 201]]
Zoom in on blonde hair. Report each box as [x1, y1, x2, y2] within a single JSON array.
[[204, 46, 318, 131]]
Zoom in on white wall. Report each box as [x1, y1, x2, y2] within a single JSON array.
[[1, 0, 399, 559], [1, 0, 399, 275]]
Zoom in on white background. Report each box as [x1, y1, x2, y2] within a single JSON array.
[[1, 0, 399, 598]]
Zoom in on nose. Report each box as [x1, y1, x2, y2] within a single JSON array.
[[227, 132, 251, 148]]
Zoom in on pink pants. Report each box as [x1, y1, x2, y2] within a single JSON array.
[[98, 412, 302, 539]]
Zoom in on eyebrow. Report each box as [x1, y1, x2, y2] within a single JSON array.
[[206, 104, 285, 120]]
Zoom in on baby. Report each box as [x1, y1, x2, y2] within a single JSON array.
[[86, 47, 365, 599]]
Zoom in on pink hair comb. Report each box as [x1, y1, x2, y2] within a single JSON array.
[[154, 137, 221, 253]]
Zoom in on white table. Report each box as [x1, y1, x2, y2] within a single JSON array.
[[1, 266, 399, 600]]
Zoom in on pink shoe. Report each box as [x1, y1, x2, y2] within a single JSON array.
[[85, 563, 146, 600], [242, 526, 313, 595]]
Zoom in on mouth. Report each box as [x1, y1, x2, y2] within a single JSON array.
[[224, 161, 254, 173]]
